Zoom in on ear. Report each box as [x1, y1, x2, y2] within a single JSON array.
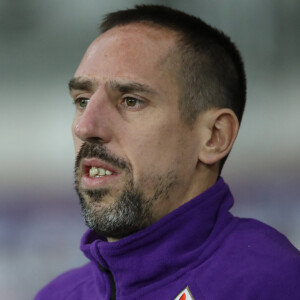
[[198, 108, 239, 165]]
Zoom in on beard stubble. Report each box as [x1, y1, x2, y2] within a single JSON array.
[[74, 142, 178, 239]]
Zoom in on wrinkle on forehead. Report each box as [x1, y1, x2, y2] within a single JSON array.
[[75, 23, 180, 97], [92, 23, 179, 66]]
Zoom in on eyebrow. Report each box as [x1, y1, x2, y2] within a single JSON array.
[[68, 77, 157, 96], [68, 77, 96, 92], [107, 80, 157, 96]]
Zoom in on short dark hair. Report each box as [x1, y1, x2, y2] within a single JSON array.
[[100, 5, 246, 172]]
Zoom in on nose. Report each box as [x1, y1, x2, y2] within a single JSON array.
[[73, 90, 112, 144]]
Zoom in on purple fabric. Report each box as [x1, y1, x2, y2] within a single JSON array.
[[35, 178, 300, 299]]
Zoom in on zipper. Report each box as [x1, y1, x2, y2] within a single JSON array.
[[98, 263, 116, 300]]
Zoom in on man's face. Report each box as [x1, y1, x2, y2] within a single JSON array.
[[71, 24, 202, 239]]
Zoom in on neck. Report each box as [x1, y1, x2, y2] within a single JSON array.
[[107, 164, 219, 243], [80, 178, 235, 298]]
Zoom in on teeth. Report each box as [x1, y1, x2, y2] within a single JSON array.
[[89, 167, 98, 177], [98, 168, 106, 176], [89, 167, 114, 177]]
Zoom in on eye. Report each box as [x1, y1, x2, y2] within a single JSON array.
[[121, 96, 144, 109], [74, 97, 89, 109]]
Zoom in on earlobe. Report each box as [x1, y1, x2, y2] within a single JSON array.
[[198, 109, 239, 165]]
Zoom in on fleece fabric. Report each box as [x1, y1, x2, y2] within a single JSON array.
[[35, 178, 300, 299]]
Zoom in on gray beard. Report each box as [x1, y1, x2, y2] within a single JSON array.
[[75, 179, 153, 239], [74, 142, 178, 239]]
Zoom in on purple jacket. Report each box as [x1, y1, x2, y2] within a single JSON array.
[[35, 178, 300, 299]]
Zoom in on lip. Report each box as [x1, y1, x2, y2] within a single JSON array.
[[80, 158, 120, 189], [81, 158, 118, 174]]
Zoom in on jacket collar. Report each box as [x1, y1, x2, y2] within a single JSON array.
[[80, 177, 234, 294]]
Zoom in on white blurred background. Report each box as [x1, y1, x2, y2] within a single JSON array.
[[1, 1, 299, 299]]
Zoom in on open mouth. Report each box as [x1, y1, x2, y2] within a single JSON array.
[[89, 166, 114, 177], [79, 158, 120, 188], [81, 158, 117, 179]]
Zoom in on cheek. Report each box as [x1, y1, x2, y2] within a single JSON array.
[[124, 123, 185, 171]]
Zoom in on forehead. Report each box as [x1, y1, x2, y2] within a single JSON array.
[[74, 24, 179, 89]]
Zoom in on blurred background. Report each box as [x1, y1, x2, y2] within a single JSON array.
[[1, 0, 299, 299]]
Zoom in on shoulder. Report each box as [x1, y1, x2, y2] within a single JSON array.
[[195, 217, 300, 298], [34, 263, 94, 300], [230, 217, 300, 261], [219, 217, 300, 297]]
